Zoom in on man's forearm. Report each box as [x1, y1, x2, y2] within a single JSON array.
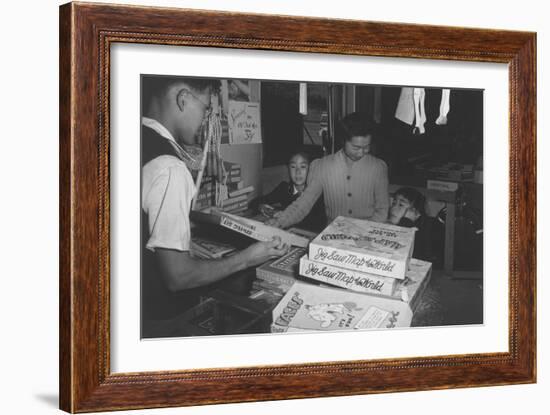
[[184, 251, 252, 288], [157, 249, 252, 292]]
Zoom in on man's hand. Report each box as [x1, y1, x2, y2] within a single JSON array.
[[243, 237, 289, 267]]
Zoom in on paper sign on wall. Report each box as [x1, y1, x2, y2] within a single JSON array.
[[228, 100, 262, 144]]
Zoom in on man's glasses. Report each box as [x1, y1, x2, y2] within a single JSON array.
[[184, 89, 211, 112]]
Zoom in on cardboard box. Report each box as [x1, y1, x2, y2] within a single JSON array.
[[271, 281, 413, 333], [219, 212, 309, 247], [299, 254, 398, 296], [309, 216, 416, 279], [256, 247, 307, 286], [396, 258, 433, 313]]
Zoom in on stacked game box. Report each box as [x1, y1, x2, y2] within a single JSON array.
[[218, 212, 310, 248], [249, 247, 307, 306], [298, 256, 432, 312], [256, 246, 307, 287], [284, 217, 432, 331], [193, 161, 256, 214], [306, 216, 416, 280], [271, 281, 413, 333]]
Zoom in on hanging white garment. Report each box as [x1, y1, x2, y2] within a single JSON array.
[[299, 83, 308, 115], [413, 88, 426, 134], [394, 87, 415, 125], [435, 88, 451, 125]]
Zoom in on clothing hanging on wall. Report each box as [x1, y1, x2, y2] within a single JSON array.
[[395, 87, 415, 126], [394, 87, 451, 134], [436, 88, 451, 125], [413, 87, 427, 134]]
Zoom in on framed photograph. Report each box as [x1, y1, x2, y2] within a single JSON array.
[[59, 2, 536, 412]]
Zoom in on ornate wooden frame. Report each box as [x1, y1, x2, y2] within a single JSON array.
[[59, 2, 536, 412]]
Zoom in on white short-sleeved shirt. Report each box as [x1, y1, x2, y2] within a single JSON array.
[[141, 118, 196, 252]]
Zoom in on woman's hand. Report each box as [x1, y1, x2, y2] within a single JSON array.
[[259, 203, 276, 218]]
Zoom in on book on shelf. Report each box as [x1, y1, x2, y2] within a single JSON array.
[[227, 168, 241, 178], [222, 201, 249, 212], [224, 180, 245, 191], [193, 199, 212, 211], [196, 191, 214, 202], [299, 254, 398, 297], [223, 161, 241, 175], [224, 207, 248, 215], [255, 246, 307, 286], [271, 281, 412, 333], [221, 193, 249, 208], [228, 185, 254, 198], [223, 160, 241, 172], [219, 212, 309, 248], [309, 216, 416, 280], [226, 176, 242, 184]]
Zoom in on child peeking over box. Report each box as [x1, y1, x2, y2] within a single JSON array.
[[388, 187, 439, 263]]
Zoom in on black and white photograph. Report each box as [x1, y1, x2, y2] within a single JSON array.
[[140, 75, 484, 339], [3, 0, 545, 413]]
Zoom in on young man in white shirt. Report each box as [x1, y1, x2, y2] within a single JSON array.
[[141, 77, 288, 325]]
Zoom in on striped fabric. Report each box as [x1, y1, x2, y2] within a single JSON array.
[[278, 150, 389, 228]]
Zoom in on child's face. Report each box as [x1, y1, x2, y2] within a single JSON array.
[[389, 194, 414, 224], [288, 155, 309, 187]]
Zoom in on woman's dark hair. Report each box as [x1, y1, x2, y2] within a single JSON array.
[[338, 112, 376, 142], [395, 187, 426, 217]]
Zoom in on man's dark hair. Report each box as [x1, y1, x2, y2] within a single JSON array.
[[142, 76, 221, 106], [338, 112, 376, 142], [395, 187, 426, 217]]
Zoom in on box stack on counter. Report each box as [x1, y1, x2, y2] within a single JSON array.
[[270, 216, 433, 333], [221, 184, 254, 215], [248, 228, 317, 306], [220, 161, 254, 215], [192, 161, 255, 214], [250, 246, 306, 306], [193, 176, 216, 211]]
